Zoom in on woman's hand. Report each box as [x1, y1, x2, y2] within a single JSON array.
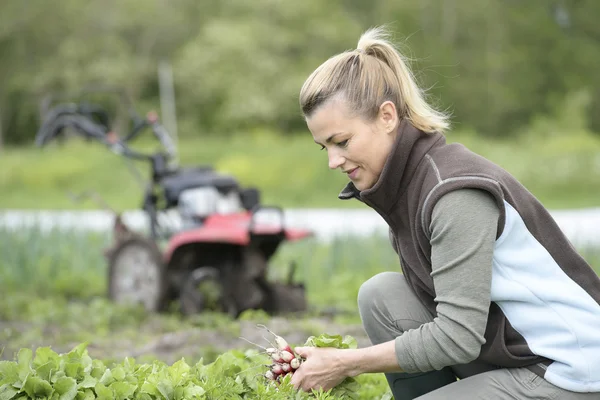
[[290, 346, 352, 392]]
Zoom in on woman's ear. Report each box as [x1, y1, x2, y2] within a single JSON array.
[[378, 101, 398, 134]]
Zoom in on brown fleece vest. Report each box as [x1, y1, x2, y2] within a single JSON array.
[[339, 119, 600, 371]]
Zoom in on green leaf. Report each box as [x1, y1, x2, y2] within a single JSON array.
[[305, 334, 340, 348], [182, 384, 205, 399], [33, 347, 59, 369], [342, 335, 358, 350], [94, 383, 113, 400], [167, 359, 190, 385], [75, 388, 95, 400], [79, 355, 93, 373], [0, 383, 19, 400], [90, 360, 106, 379], [63, 363, 82, 380], [22, 376, 53, 398], [76, 375, 97, 389], [157, 380, 174, 400], [98, 369, 114, 386], [16, 349, 32, 382], [17, 349, 31, 368], [303, 333, 359, 350], [51, 370, 66, 384], [53, 376, 77, 400], [35, 361, 56, 383], [110, 366, 126, 382], [67, 343, 88, 360], [122, 357, 136, 371], [139, 380, 158, 396], [0, 362, 19, 385], [32, 347, 60, 382], [108, 381, 137, 400]]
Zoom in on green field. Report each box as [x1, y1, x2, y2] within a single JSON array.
[[2, 127, 600, 211], [2, 127, 600, 398], [0, 226, 400, 315], [1, 226, 599, 399], [0, 227, 400, 357], [0, 227, 402, 398]]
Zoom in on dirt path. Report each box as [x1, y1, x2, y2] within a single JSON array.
[[1, 316, 371, 365]]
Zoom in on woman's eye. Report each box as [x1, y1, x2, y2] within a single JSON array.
[[319, 145, 325, 151], [337, 140, 348, 148]]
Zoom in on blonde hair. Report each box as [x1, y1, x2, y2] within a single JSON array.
[[299, 26, 450, 133]]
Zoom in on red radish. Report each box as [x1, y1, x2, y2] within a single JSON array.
[[265, 347, 277, 356], [271, 364, 283, 375], [269, 350, 284, 363], [257, 324, 294, 355], [276, 338, 293, 355], [265, 370, 276, 380], [241, 325, 305, 387], [290, 357, 301, 369], [280, 350, 294, 363]]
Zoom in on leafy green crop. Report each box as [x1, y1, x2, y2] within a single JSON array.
[[303, 334, 357, 350], [300, 334, 362, 400], [0, 339, 392, 400]]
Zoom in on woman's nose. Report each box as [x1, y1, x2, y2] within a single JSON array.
[[328, 150, 344, 169]]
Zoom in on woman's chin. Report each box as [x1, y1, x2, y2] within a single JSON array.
[[353, 180, 371, 192]]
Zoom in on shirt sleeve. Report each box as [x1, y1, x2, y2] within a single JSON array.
[[394, 188, 500, 372]]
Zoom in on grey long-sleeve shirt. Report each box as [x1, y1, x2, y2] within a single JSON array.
[[394, 188, 500, 372]]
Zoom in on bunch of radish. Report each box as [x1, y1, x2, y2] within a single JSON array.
[[264, 343, 302, 382], [242, 324, 304, 383]]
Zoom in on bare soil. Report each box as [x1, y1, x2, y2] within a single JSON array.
[[0, 316, 371, 365]]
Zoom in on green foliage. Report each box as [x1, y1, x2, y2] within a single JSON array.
[[3, 125, 600, 210], [0, 343, 390, 399], [2, 224, 598, 319], [0, 226, 108, 299], [304, 334, 358, 350], [267, 235, 400, 316], [1, 0, 600, 145], [298, 334, 366, 399], [0, 225, 398, 322]]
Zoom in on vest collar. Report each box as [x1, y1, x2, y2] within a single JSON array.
[[338, 119, 445, 213]]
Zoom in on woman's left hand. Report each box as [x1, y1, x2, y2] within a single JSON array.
[[290, 346, 351, 392]]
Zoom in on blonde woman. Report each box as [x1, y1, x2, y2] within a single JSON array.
[[290, 26, 600, 399]]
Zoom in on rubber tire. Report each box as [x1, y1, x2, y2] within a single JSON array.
[[107, 236, 168, 312], [179, 267, 236, 316]]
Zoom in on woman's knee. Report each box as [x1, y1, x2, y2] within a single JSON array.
[[357, 271, 407, 314], [358, 271, 433, 336]]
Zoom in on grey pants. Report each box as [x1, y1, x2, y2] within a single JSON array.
[[357, 272, 597, 400]]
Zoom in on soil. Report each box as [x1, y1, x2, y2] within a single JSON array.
[[0, 315, 372, 366]]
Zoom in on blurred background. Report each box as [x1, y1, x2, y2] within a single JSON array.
[[0, 0, 599, 389], [1, 0, 600, 208]]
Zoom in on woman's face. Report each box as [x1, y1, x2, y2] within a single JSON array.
[[306, 98, 399, 191]]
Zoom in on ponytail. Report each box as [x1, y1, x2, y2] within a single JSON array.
[[300, 26, 450, 134]]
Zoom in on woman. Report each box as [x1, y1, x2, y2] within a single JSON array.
[[290, 26, 600, 399]]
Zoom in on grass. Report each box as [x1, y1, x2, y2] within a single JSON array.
[[0, 227, 109, 299], [0, 226, 398, 315], [2, 128, 600, 210], [1, 225, 598, 329]]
